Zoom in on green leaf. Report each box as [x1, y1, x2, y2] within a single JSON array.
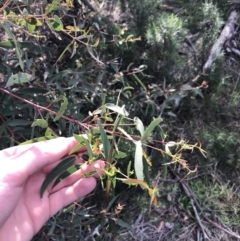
[[45, 128, 53, 137], [1, 24, 24, 70], [69, 143, 84, 155], [106, 194, 121, 212], [134, 140, 144, 181], [55, 40, 74, 64], [20, 87, 48, 94], [98, 120, 110, 159], [53, 96, 68, 121], [40, 155, 76, 198], [127, 160, 132, 176], [6, 73, 32, 87], [181, 84, 192, 91], [143, 155, 150, 186], [132, 73, 146, 91], [194, 88, 204, 98], [8, 119, 32, 126], [113, 150, 127, 159], [31, 119, 48, 128], [49, 17, 63, 32], [53, 15, 63, 29], [105, 103, 129, 116], [141, 118, 163, 142], [45, 0, 61, 14], [73, 134, 93, 160], [0, 41, 53, 53], [52, 164, 80, 188], [134, 117, 144, 137], [115, 219, 132, 230]]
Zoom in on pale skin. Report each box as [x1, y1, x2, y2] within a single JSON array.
[[0, 137, 105, 241]]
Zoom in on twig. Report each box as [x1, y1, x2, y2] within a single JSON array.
[[170, 168, 209, 239], [0, 87, 90, 130], [0, 0, 11, 14], [169, 166, 240, 240]]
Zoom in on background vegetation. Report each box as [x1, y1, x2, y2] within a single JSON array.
[[1, 0, 240, 240]]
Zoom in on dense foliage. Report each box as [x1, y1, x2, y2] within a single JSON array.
[[1, 0, 240, 240]]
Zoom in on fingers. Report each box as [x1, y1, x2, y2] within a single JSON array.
[[48, 177, 97, 217], [0, 137, 87, 182]]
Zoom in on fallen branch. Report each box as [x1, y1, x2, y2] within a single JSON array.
[[192, 10, 240, 82]]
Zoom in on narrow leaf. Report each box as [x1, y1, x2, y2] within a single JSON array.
[[105, 103, 129, 116], [8, 119, 32, 126], [143, 155, 151, 186], [98, 120, 110, 159], [31, 119, 48, 128], [52, 164, 80, 188], [6, 73, 32, 87], [115, 219, 132, 230], [40, 155, 76, 198], [55, 40, 74, 64], [2, 24, 24, 70], [53, 96, 68, 121], [45, 0, 61, 14], [133, 74, 146, 90], [69, 143, 84, 155], [134, 117, 144, 137], [73, 134, 93, 160], [134, 141, 144, 181], [120, 178, 149, 189], [141, 118, 163, 142]]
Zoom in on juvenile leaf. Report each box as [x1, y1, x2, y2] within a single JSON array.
[[45, 128, 53, 137], [25, 17, 42, 26], [73, 134, 93, 160], [45, 0, 61, 14], [134, 141, 144, 181], [40, 155, 76, 198], [26, 21, 36, 33], [31, 119, 48, 128], [98, 120, 110, 159], [6, 73, 32, 87], [49, 18, 63, 32], [105, 103, 129, 116], [53, 96, 68, 121], [141, 118, 163, 142], [134, 117, 144, 137], [113, 150, 127, 159], [69, 143, 84, 155], [143, 154, 151, 186], [127, 161, 132, 176], [120, 178, 149, 189]]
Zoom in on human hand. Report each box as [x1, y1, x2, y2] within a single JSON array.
[[0, 137, 105, 241]]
